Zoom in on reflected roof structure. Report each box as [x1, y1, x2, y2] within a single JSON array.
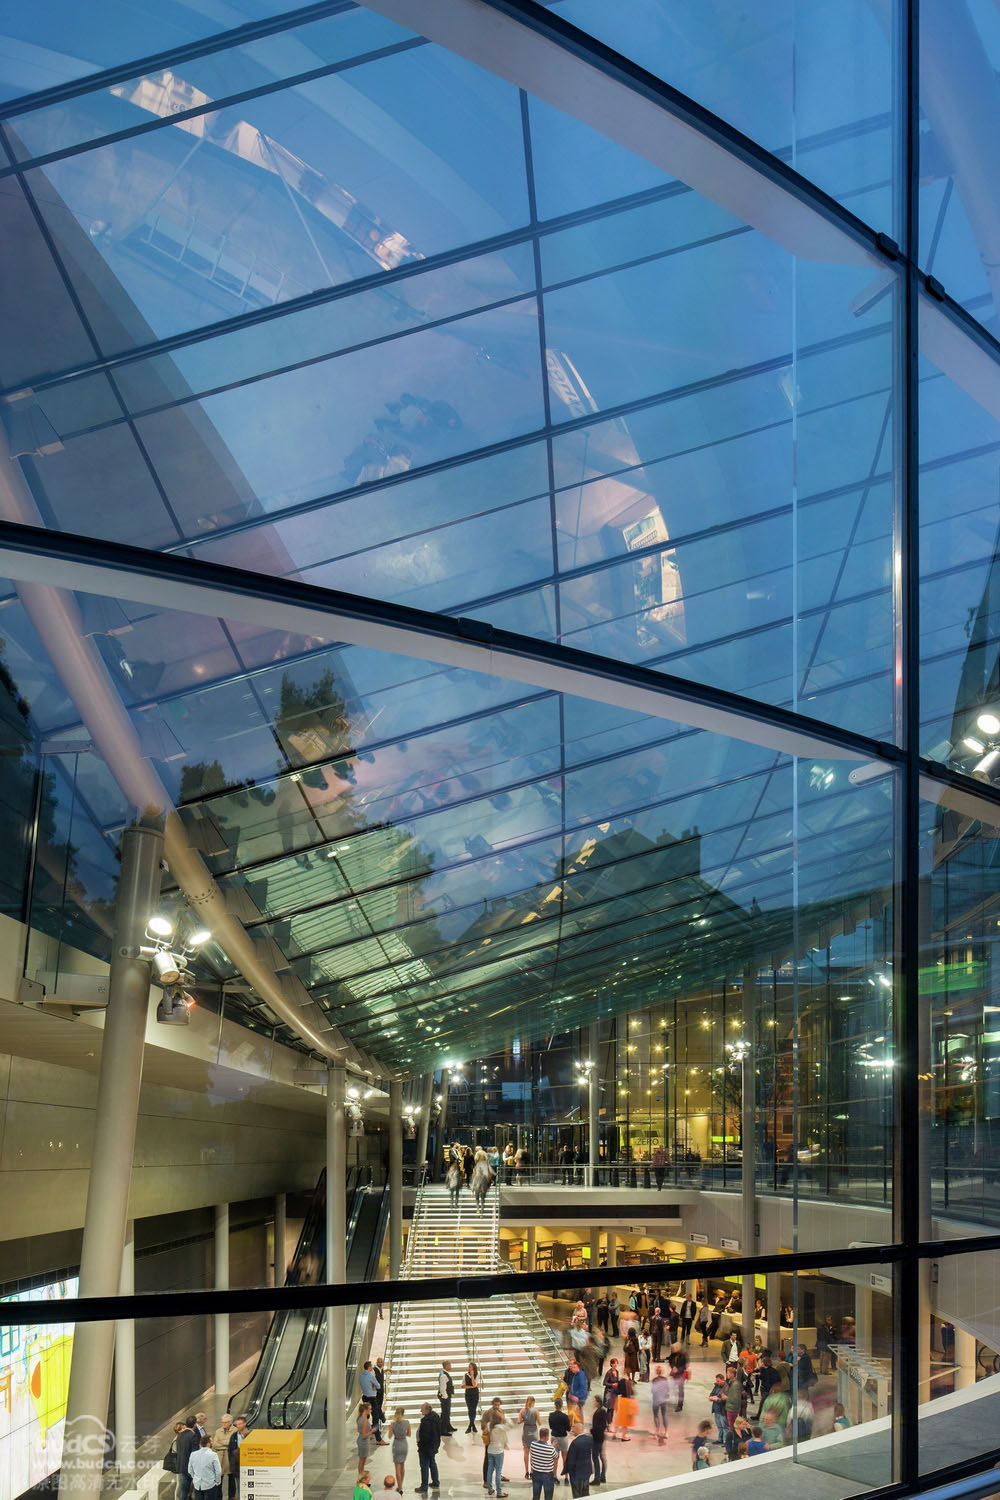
[[1, 0, 999, 1080]]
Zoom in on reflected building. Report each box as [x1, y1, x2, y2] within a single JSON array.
[[2, 1, 1000, 1496]]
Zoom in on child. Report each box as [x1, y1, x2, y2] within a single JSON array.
[[833, 1403, 852, 1430], [747, 1426, 768, 1456]]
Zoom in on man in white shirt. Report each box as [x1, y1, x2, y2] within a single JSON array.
[[189, 1435, 222, 1500], [438, 1361, 455, 1435]]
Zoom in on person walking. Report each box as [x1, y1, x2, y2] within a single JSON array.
[[464, 1363, 481, 1432], [622, 1329, 639, 1382], [486, 1410, 509, 1497], [446, 1159, 463, 1209], [547, 1400, 571, 1481], [753, 1355, 781, 1420], [668, 1344, 689, 1412], [601, 1361, 619, 1436], [652, 1143, 666, 1190], [696, 1301, 712, 1347], [650, 1365, 670, 1444], [390, 1407, 410, 1492], [528, 1428, 558, 1500], [473, 1149, 493, 1213], [589, 1399, 608, 1487], [415, 1404, 442, 1494], [356, 1403, 374, 1478], [189, 1435, 222, 1500], [564, 1423, 593, 1499], [438, 1362, 456, 1435], [518, 1397, 539, 1477]]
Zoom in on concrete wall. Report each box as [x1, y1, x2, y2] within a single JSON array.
[[0, 1051, 325, 1241]]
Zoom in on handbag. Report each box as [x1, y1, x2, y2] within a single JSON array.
[[552, 1380, 567, 1402], [163, 1444, 179, 1474]]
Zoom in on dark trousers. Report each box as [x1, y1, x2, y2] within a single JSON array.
[[532, 1475, 555, 1500], [179, 1475, 193, 1500], [418, 1451, 440, 1489], [592, 1444, 606, 1483], [465, 1391, 479, 1431], [227, 1474, 238, 1500], [194, 1487, 221, 1500], [681, 1318, 693, 1342], [440, 1398, 453, 1434], [570, 1482, 589, 1498]]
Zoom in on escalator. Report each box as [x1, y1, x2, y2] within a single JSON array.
[[267, 1181, 390, 1428], [228, 1167, 362, 1425]]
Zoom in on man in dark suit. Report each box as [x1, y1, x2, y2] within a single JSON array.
[[176, 1418, 200, 1500], [679, 1297, 697, 1344], [415, 1403, 442, 1493], [227, 1415, 249, 1500]]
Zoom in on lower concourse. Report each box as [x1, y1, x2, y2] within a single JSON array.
[[3, 3, 1000, 1500]]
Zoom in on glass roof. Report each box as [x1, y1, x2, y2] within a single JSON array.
[[0, 567, 894, 1072]]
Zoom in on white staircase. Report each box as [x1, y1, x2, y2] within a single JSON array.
[[383, 1185, 564, 1419]]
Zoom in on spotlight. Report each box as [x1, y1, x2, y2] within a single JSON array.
[[156, 988, 193, 1026], [147, 915, 174, 938], [978, 711, 1000, 735], [187, 927, 212, 948]]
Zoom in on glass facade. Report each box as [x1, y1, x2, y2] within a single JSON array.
[[2, 2, 1000, 1497]]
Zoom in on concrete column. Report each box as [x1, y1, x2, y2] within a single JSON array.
[[765, 1273, 781, 1355], [741, 966, 758, 1343], [438, 1076, 450, 1155], [60, 821, 163, 1500], [415, 1073, 434, 1184], [327, 1064, 347, 1471], [588, 1022, 600, 1187], [114, 1222, 135, 1484], [606, 1231, 617, 1270], [855, 1284, 873, 1353], [274, 1193, 287, 1287], [954, 1326, 977, 1391], [215, 1203, 230, 1397], [589, 1225, 600, 1273], [389, 1079, 403, 1278], [525, 1225, 536, 1272]]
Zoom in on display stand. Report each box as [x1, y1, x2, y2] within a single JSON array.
[[239, 1429, 304, 1500], [832, 1344, 890, 1423]]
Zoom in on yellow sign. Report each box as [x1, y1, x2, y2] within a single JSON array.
[[240, 1430, 303, 1466]]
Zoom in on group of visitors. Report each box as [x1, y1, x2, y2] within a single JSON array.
[[164, 1412, 249, 1500], [445, 1146, 497, 1213]]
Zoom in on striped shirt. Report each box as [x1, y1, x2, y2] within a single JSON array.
[[529, 1440, 557, 1474]]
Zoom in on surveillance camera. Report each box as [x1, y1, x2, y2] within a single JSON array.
[[152, 949, 182, 984], [156, 988, 193, 1026]]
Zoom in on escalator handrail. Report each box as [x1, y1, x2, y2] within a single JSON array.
[[277, 1181, 390, 1428], [266, 1176, 367, 1426], [227, 1167, 341, 1418]]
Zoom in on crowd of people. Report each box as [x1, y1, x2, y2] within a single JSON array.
[[347, 1286, 851, 1500], [164, 1412, 250, 1500]]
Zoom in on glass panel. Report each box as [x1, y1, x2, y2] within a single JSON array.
[[919, 324, 1000, 777], [919, 0, 1000, 322], [922, 788, 1000, 1229], [0, 0, 304, 103], [919, 1249, 1000, 1476], [537, 0, 899, 230], [789, 1261, 895, 1490]]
